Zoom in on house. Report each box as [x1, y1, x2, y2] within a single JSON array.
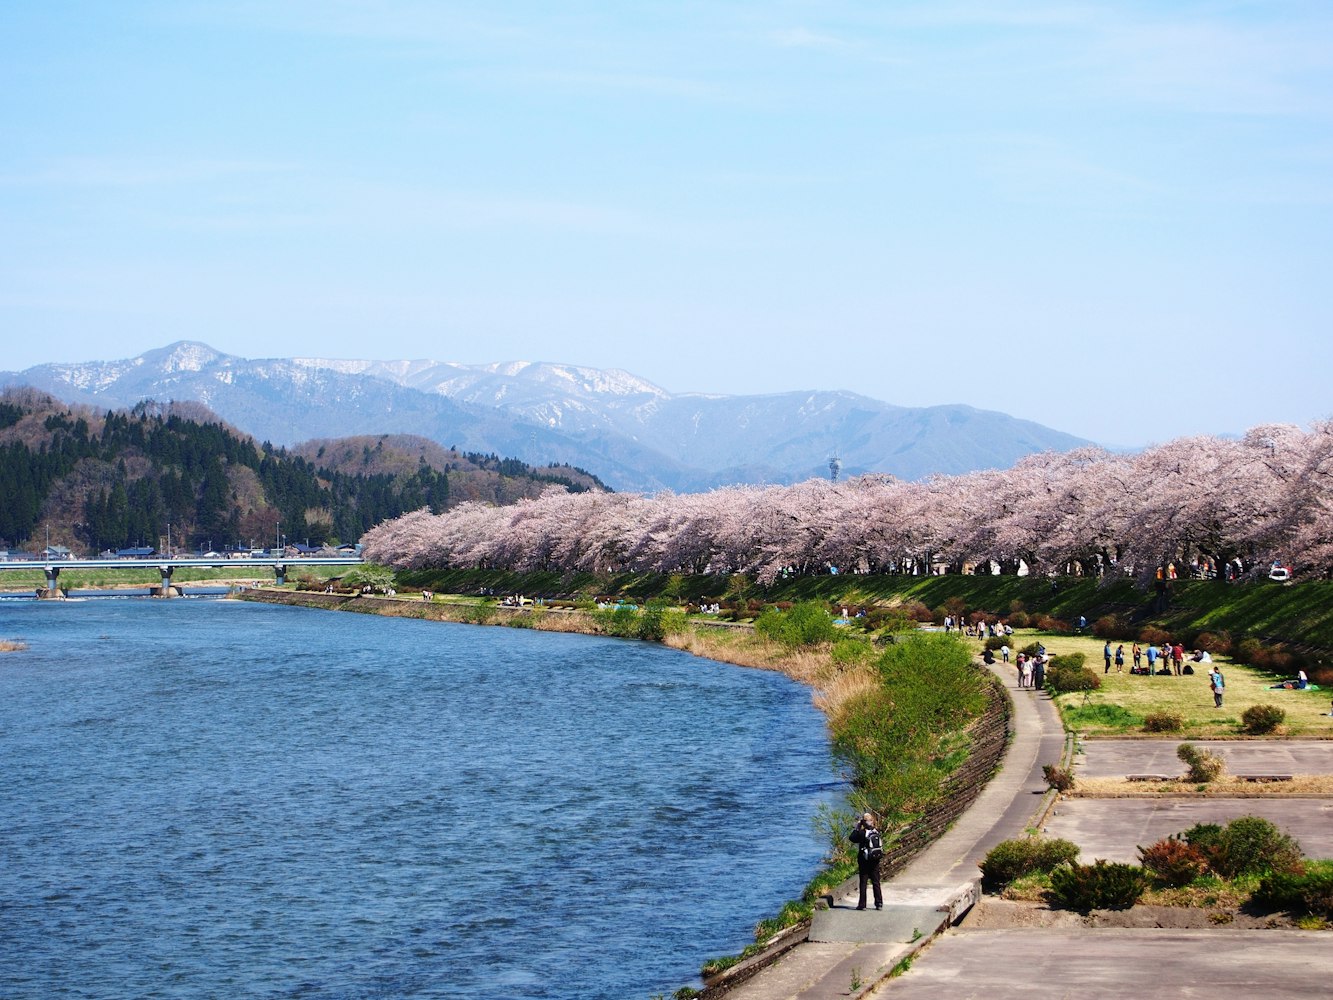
[[43, 545, 73, 560], [116, 546, 156, 558]]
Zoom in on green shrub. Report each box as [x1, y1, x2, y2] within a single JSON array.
[[637, 599, 686, 641], [1142, 711, 1184, 733], [1177, 743, 1225, 783], [1253, 861, 1333, 918], [1182, 822, 1224, 854], [1008, 610, 1031, 629], [1042, 764, 1075, 792], [1240, 703, 1285, 735], [983, 636, 1007, 651], [593, 604, 640, 637], [1046, 663, 1101, 693], [1048, 861, 1147, 912], [1138, 838, 1210, 887], [755, 601, 839, 647], [979, 837, 1080, 891], [831, 638, 875, 667], [1208, 816, 1303, 878], [1019, 642, 1043, 658]]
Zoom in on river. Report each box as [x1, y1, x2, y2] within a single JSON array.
[[0, 597, 839, 998]]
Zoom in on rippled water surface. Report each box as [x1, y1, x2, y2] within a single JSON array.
[[0, 599, 838, 998]]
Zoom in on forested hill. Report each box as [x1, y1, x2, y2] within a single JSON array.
[[0, 389, 603, 555]]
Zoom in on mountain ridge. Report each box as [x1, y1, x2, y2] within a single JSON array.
[[2, 341, 1093, 491]]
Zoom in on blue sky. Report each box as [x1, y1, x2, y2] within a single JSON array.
[[3, 1, 1331, 447]]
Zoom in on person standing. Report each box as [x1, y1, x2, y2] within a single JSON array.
[[1209, 665, 1225, 707], [1172, 642, 1185, 675], [1114, 644, 1125, 672], [1132, 643, 1142, 672], [1033, 655, 1046, 690], [850, 813, 884, 910], [1001, 643, 1010, 664], [1104, 641, 1113, 674], [1146, 644, 1158, 674]]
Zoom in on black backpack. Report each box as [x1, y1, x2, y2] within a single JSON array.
[[864, 828, 884, 861]]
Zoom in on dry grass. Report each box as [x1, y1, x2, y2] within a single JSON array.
[[666, 629, 874, 719], [0, 639, 27, 652], [981, 631, 1333, 738], [1074, 774, 1333, 797], [1140, 882, 1255, 910]]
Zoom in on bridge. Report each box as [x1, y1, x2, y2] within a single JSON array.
[[0, 556, 364, 598]]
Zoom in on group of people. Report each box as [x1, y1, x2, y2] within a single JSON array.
[[1095, 640, 1227, 705], [1096, 640, 1214, 676], [943, 615, 1013, 639], [1013, 647, 1048, 689]]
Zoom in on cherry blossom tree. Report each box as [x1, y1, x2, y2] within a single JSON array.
[[359, 423, 1333, 583]]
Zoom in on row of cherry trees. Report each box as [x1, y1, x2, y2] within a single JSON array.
[[361, 422, 1333, 584]]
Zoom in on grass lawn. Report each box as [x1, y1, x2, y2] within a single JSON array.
[[979, 631, 1333, 738]]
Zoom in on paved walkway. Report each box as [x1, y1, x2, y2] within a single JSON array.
[[1076, 738, 1333, 778], [725, 667, 1065, 999]]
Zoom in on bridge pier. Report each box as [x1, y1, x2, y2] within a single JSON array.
[[151, 564, 180, 598], [37, 565, 65, 600], [273, 562, 287, 586]]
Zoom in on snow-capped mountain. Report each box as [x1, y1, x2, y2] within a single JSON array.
[[2, 342, 1091, 492]]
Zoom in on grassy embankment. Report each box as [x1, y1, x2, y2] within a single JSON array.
[[398, 568, 1333, 648], [0, 565, 346, 591]]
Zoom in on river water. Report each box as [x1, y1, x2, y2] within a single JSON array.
[[0, 598, 838, 999]]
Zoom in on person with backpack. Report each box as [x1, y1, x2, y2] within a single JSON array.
[[849, 812, 884, 910]]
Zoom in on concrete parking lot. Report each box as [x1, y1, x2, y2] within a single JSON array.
[[885, 928, 1330, 999]]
